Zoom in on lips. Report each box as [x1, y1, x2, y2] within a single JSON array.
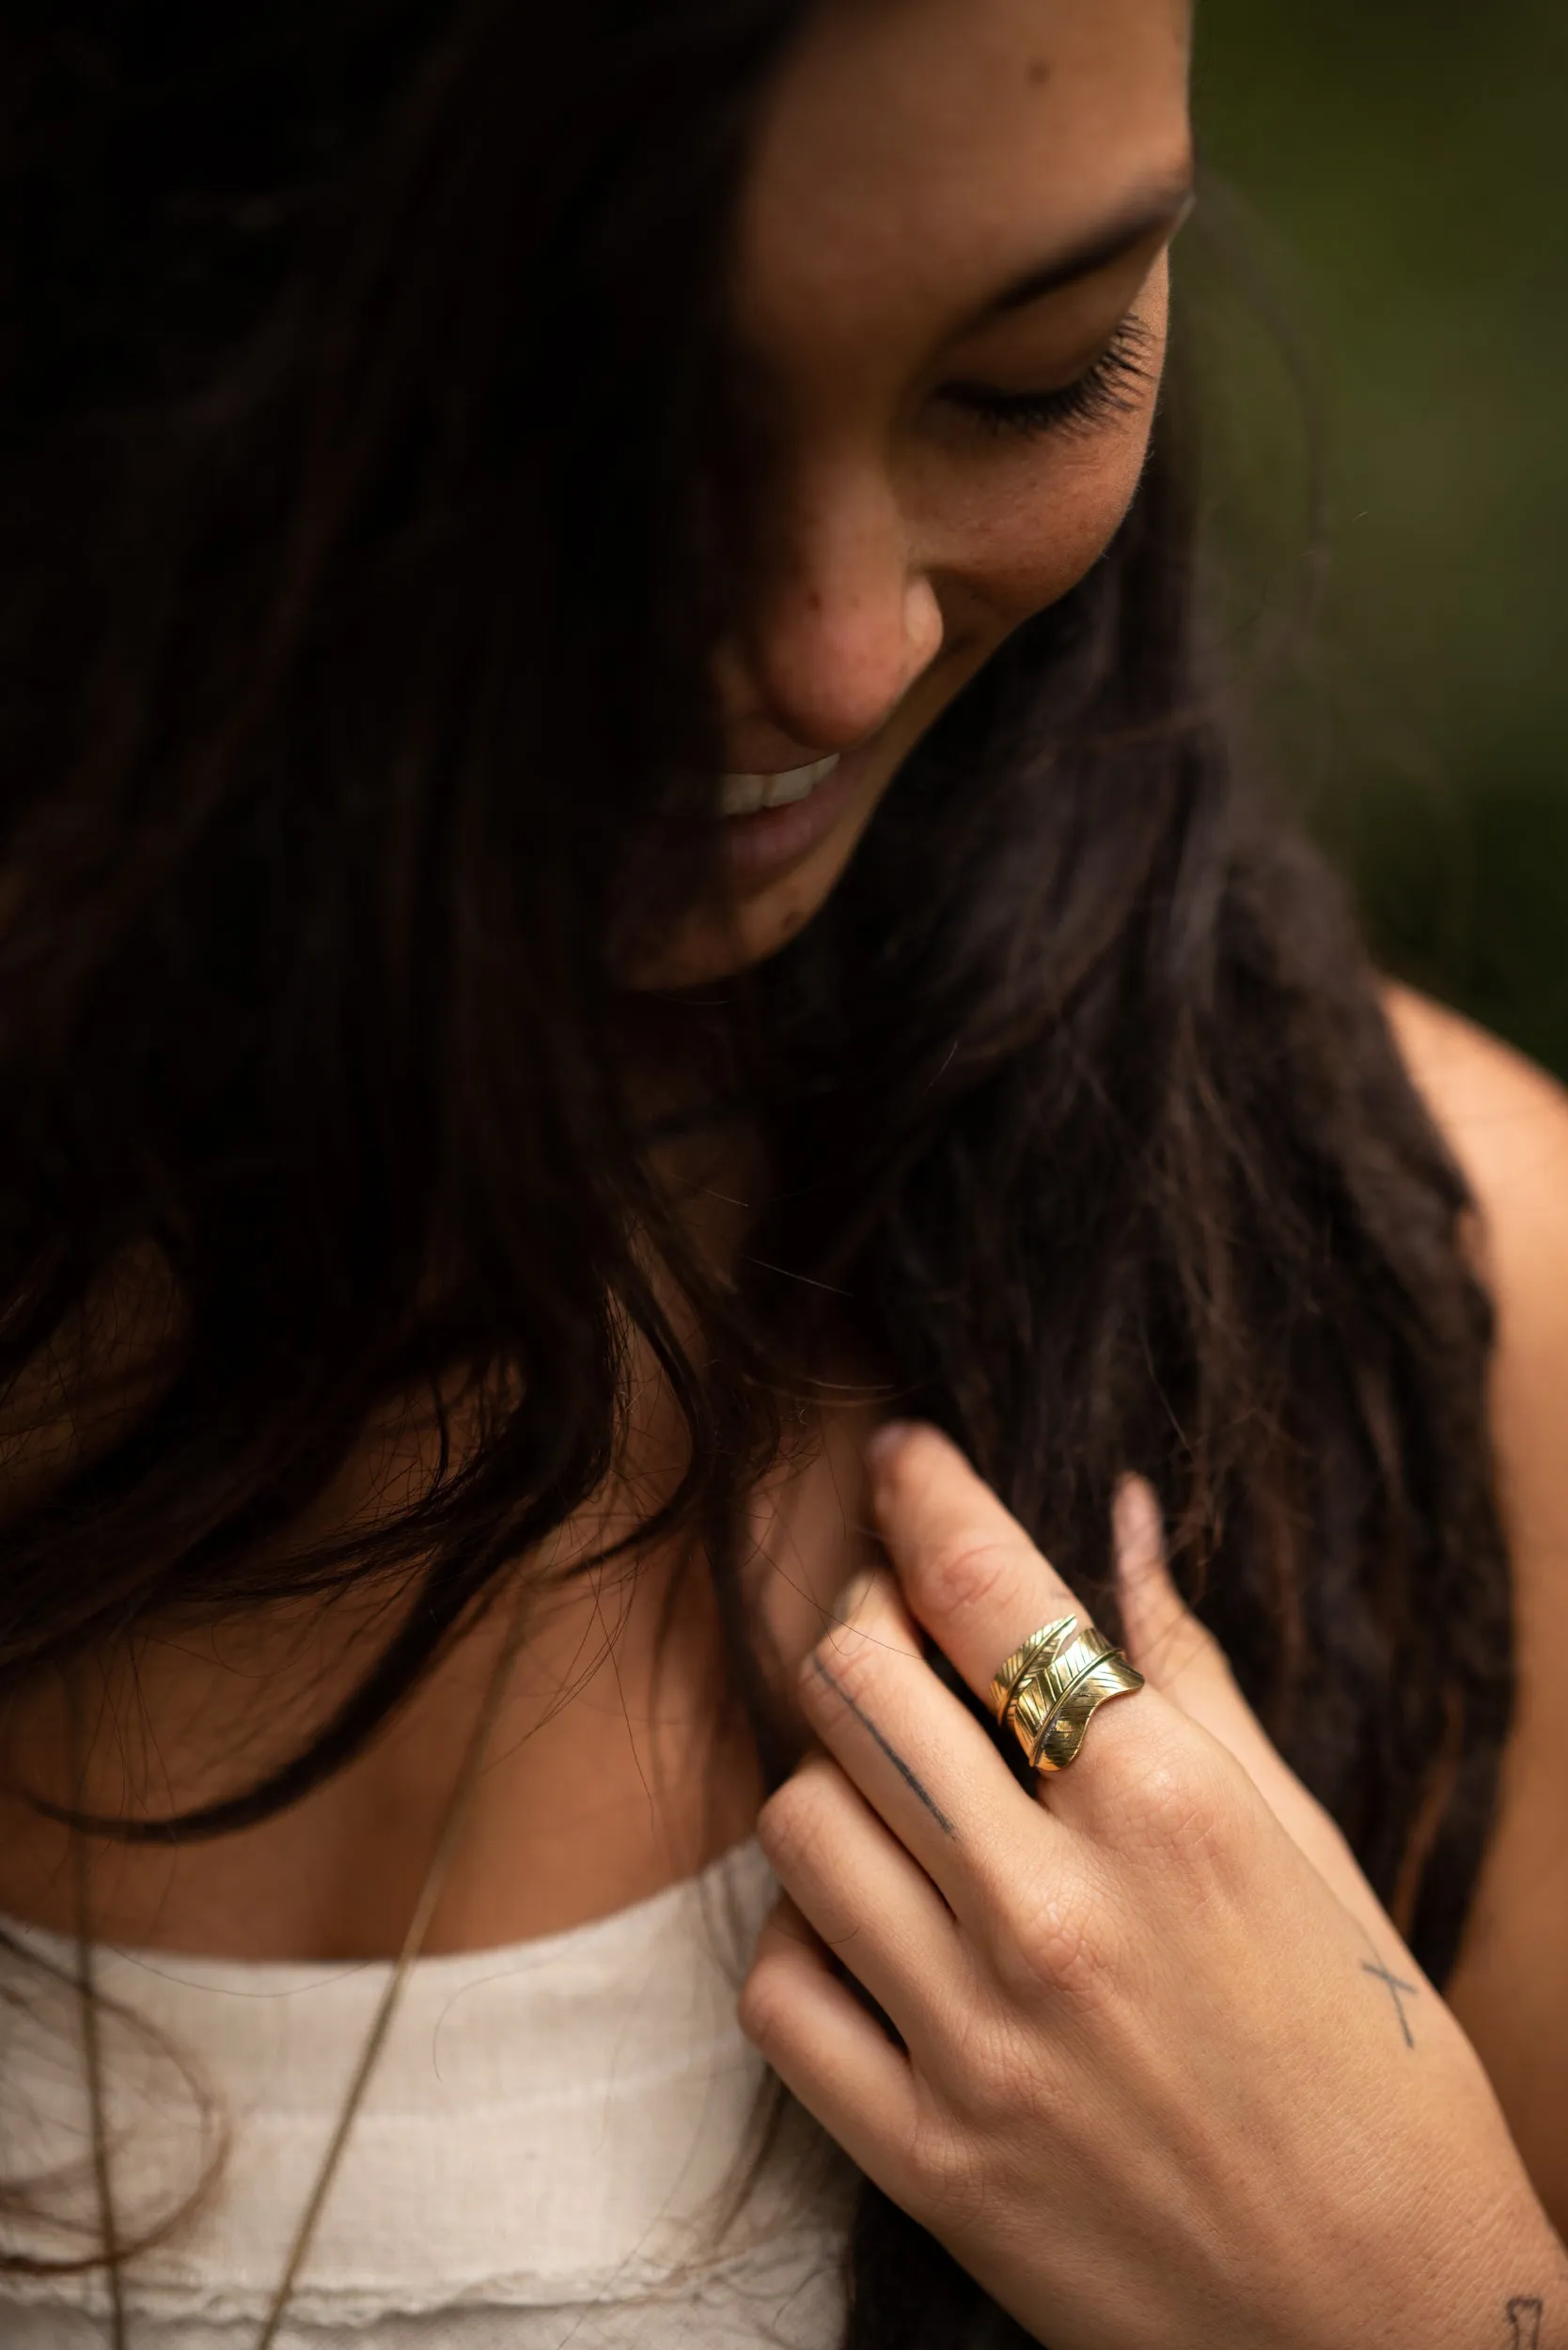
[[717, 756, 841, 818], [715, 743, 868, 883]]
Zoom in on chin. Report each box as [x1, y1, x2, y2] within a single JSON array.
[[632, 780, 887, 990]]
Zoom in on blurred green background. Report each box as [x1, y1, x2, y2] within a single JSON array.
[[1194, 0, 1568, 1076]]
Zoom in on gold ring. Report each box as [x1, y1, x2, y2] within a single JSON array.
[[989, 1615, 1145, 1774]]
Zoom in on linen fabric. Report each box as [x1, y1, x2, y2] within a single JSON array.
[[0, 1834, 858, 2348]]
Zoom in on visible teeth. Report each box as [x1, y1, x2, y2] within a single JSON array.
[[718, 756, 839, 818]]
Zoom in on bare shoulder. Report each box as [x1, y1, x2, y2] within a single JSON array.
[[1383, 979, 1568, 1288], [1382, 981, 1568, 2230]]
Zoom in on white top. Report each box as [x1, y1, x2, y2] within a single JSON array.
[[0, 1834, 860, 2347]]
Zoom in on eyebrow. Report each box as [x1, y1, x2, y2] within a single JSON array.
[[978, 179, 1198, 321]]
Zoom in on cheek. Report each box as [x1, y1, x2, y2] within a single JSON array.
[[958, 421, 1157, 632]]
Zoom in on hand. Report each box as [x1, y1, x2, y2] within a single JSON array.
[[737, 1424, 1567, 2350]]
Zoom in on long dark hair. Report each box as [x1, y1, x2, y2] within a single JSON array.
[[0, 4, 1512, 2345]]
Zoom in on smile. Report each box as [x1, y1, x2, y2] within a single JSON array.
[[717, 756, 841, 818]]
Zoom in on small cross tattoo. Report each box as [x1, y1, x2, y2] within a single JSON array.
[[1361, 1955, 1420, 2048]]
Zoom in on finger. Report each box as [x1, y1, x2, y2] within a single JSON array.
[[1112, 1476, 1301, 1764], [755, 1747, 978, 2066], [1110, 1478, 1388, 1931], [796, 1573, 1059, 1942], [868, 1424, 1168, 1834], [738, 1888, 922, 2201], [1111, 1477, 1234, 1709]]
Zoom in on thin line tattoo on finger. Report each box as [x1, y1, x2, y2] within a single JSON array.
[[810, 1654, 959, 1839]]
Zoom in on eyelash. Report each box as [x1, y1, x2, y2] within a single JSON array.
[[946, 316, 1159, 442]]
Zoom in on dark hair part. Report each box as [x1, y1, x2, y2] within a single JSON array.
[[0, 5, 1513, 2345]]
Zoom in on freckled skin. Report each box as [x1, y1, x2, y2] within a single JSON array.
[[640, 0, 1193, 990]]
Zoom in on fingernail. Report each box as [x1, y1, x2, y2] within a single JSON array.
[[865, 1421, 916, 1476]]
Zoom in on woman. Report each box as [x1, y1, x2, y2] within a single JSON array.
[[0, 0, 1563, 2343]]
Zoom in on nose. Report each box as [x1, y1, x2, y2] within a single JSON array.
[[720, 473, 945, 755]]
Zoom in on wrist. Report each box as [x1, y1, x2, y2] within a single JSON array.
[[1403, 2182, 1568, 2350]]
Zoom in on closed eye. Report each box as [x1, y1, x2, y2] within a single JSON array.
[[942, 314, 1160, 441]]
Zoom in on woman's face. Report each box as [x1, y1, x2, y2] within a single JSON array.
[[646, 0, 1193, 990]]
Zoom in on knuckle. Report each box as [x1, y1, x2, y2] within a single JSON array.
[[993, 1860, 1118, 2005], [946, 2004, 1041, 2130], [914, 1532, 1022, 1623], [1119, 1730, 1238, 1868], [736, 1954, 794, 2052], [756, 1767, 836, 1877], [901, 2100, 990, 2224], [809, 1622, 886, 1713]]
